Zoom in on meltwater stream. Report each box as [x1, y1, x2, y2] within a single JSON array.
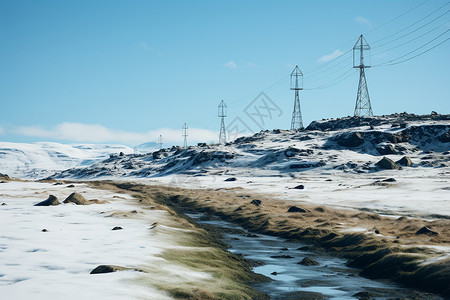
[[187, 213, 443, 300]]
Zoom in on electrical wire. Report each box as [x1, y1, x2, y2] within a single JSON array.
[[371, 2, 450, 46], [373, 29, 449, 66], [305, 68, 357, 90], [373, 36, 450, 67], [371, 21, 450, 57]]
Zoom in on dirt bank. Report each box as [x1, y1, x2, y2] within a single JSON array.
[[104, 181, 450, 298]]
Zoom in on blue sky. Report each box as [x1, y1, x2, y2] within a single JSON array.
[[1, 0, 449, 146]]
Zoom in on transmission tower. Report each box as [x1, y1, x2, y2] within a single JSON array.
[[218, 100, 227, 144], [182, 123, 188, 148], [158, 134, 163, 149], [353, 34, 373, 117], [290, 65, 304, 130]]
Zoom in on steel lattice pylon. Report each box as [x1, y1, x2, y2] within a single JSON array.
[[182, 123, 188, 148], [290, 65, 304, 130], [353, 35, 373, 117], [218, 100, 227, 144]]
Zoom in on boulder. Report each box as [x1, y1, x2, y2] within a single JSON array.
[[298, 257, 319, 266], [224, 177, 237, 182], [415, 226, 438, 236], [336, 132, 364, 147], [250, 199, 261, 206], [112, 226, 123, 231], [376, 157, 400, 170], [35, 195, 60, 206], [270, 255, 294, 259], [287, 206, 308, 213], [396, 156, 412, 167], [63, 192, 90, 205], [438, 130, 450, 143], [90, 265, 126, 274], [293, 184, 305, 190], [376, 144, 396, 155]]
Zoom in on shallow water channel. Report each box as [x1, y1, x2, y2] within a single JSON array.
[[187, 213, 443, 300]]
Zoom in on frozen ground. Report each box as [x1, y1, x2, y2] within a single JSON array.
[[0, 181, 210, 300], [0, 142, 133, 179], [47, 113, 450, 219]]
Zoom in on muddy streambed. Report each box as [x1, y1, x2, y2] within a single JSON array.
[[187, 213, 443, 300]]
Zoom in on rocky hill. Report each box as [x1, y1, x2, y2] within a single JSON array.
[[49, 113, 450, 180]]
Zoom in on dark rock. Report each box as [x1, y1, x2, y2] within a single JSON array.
[[415, 226, 438, 236], [41, 229, 48, 232], [396, 156, 412, 167], [1, 203, 6, 206], [53, 182, 63, 185], [112, 226, 123, 231], [64, 192, 89, 205], [376, 144, 396, 155], [197, 142, 207, 147], [270, 271, 278, 275], [35, 195, 60, 206], [374, 229, 380, 234], [297, 246, 311, 251], [224, 177, 237, 182], [270, 255, 294, 259], [299, 257, 319, 266], [438, 130, 450, 143], [66, 184, 76, 188], [287, 206, 307, 213], [376, 157, 400, 170], [234, 207, 243, 212], [280, 247, 289, 251], [90, 265, 125, 274], [250, 199, 261, 206], [119, 152, 124, 156], [0, 173, 11, 180], [353, 291, 375, 300], [381, 178, 396, 182], [293, 184, 305, 190], [336, 132, 364, 147]]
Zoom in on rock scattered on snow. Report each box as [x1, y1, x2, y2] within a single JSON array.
[[224, 177, 237, 182], [376, 157, 400, 170], [35, 195, 60, 206], [376, 144, 396, 155], [270, 255, 294, 259], [396, 156, 412, 167], [293, 184, 305, 190], [112, 226, 123, 231], [298, 257, 319, 266], [63, 192, 89, 205], [90, 265, 126, 274], [336, 132, 364, 147]]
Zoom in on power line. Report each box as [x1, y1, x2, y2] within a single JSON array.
[[304, 68, 356, 90], [373, 36, 450, 67], [372, 8, 450, 49], [371, 2, 450, 46], [371, 21, 450, 57], [373, 29, 449, 67]]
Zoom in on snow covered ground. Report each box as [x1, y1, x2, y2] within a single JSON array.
[[48, 113, 450, 218], [0, 142, 133, 179], [0, 181, 210, 300]]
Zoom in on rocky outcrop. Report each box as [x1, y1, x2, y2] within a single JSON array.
[[336, 132, 364, 147], [63, 192, 89, 205], [35, 195, 60, 206], [396, 156, 412, 167], [376, 157, 400, 170]]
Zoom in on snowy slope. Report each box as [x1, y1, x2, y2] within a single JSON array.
[[0, 142, 133, 179], [49, 113, 450, 218]]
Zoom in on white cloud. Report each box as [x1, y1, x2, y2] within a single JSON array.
[[140, 42, 152, 51], [224, 61, 237, 69], [14, 123, 218, 146], [356, 16, 371, 26], [317, 49, 345, 63]]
